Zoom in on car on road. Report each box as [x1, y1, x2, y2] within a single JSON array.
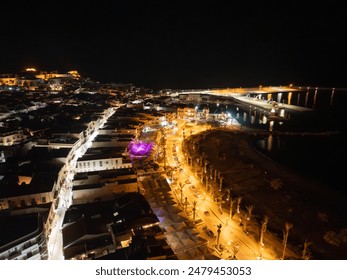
[[193, 190, 201, 198], [204, 228, 215, 238]]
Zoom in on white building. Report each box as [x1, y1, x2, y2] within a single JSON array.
[[75, 155, 132, 173], [72, 169, 138, 204], [0, 129, 27, 146], [0, 213, 48, 260]]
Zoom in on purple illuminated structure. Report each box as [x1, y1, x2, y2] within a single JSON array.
[[128, 139, 153, 160]]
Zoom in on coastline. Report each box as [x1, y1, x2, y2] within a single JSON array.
[[190, 129, 347, 259]]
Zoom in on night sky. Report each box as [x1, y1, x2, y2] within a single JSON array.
[[1, 1, 346, 89]]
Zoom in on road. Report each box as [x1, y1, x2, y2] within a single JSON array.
[[164, 116, 299, 260], [46, 107, 117, 259], [46, 107, 299, 260], [232, 95, 313, 112]]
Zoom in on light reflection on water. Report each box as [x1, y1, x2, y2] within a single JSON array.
[[198, 89, 346, 194], [253, 133, 345, 193]]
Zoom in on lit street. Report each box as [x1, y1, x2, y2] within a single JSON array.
[[47, 107, 117, 259], [164, 115, 299, 260]]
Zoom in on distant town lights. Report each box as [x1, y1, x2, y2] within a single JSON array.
[[25, 67, 37, 72]]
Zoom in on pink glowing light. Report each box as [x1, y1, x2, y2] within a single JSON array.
[[128, 140, 153, 159]]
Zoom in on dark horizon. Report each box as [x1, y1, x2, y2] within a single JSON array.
[[3, 59, 346, 91], [1, 1, 346, 90]]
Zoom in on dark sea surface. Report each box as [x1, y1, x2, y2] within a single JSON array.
[[206, 87, 347, 195], [195, 87, 347, 259]]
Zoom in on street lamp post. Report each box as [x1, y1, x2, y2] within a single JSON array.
[[171, 171, 176, 184], [216, 223, 222, 249]]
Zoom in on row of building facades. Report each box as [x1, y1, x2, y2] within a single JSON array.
[[0, 69, 180, 260]]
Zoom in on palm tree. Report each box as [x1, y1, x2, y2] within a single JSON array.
[[236, 197, 242, 213], [281, 222, 293, 260], [229, 198, 236, 220], [270, 178, 283, 190], [228, 242, 240, 259], [259, 216, 269, 259], [302, 240, 312, 260], [243, 205, 254, 233], [219, 176, 224, 191], [214, 168, 218, 181], [205, 173, 209, 191]]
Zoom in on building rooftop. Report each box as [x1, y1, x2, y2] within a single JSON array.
[[27, 146, 71, 161], [0, 212, 45, 251], [73, 168, 136, 181], [77, 147, 125, 162], [0, 162, 61, 198]]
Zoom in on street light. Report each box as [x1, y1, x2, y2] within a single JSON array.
[[216, 223, 222, 250], [227, 241, 231, 252], [171, 171, 176, 184]]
